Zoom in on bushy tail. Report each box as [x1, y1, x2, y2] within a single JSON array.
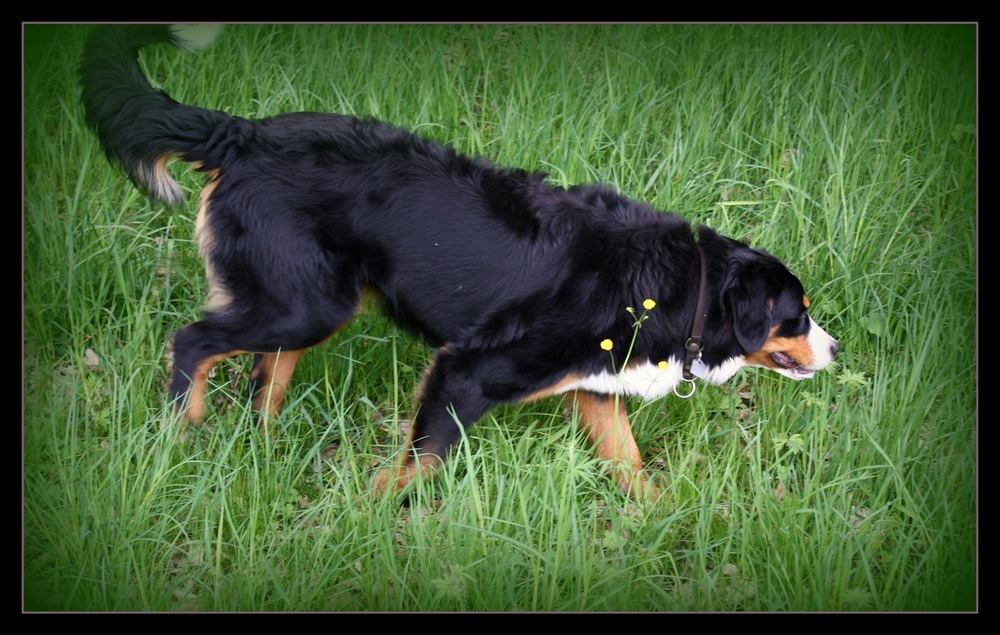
[[79, 24, 229, 207]]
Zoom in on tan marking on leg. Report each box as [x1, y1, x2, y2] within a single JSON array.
[[194, 169, 220, 239], [371, 452, 442, 493], [409, 348, 444, 411], [372, 357, 448, 493], [183, 349, 247, 425], [194, 172, 232, 312], [252, 349, 307, 424], [248, 311, 360, 424], [566, 390, 657, 500]]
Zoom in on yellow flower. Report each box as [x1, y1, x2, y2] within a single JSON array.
[[600, 339, 614, 351], [658, 360, 669, 370], [643, 299, 656, 311]]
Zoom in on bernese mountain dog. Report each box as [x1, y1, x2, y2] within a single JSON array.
[[79, 25, 839, 499]]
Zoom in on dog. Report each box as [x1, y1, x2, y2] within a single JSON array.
[[80, 25, 839, 499]]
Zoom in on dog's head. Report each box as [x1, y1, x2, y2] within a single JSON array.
[[719, 246, 839, 380]]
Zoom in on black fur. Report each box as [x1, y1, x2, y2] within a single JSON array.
[[80, 25, 837, 498]]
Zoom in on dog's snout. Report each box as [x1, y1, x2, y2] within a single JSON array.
[[830, 339, 841, 359]]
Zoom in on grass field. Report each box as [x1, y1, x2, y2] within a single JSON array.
[[23, 24, 976, 611]]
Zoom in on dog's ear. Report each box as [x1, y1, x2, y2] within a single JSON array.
[[722, 264, 772, 353]]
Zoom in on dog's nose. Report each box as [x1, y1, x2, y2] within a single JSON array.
[[830, 339, 841, 359]]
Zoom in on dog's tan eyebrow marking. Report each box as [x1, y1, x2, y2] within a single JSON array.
[[803, 295, 811, 308]]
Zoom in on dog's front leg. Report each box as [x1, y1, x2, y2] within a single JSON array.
[[565, 390, 657, 500], [373, 351, 496, 493]]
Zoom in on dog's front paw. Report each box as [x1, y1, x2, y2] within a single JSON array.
[[371, 453, 441, 495]]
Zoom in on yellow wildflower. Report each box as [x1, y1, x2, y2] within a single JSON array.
[[600, 339, 614, 351], [643, 299, 656, 311], [658, 360, 669, 370]]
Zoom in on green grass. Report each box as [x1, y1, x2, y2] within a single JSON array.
[[23, 24, 976, 611]]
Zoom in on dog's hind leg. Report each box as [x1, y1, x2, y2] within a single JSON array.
[[169, 321, 249, 425], [170, 312, 350, 425], [246, 302, 365, 426], [169, 248, 367, 425], [565, 390, 657, 500], [248, 349, 307, 424]]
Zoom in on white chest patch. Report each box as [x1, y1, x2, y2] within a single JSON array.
[[554, 356, 746, 401]]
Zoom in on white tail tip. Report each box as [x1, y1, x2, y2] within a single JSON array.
[[170, 24, 224, 52]]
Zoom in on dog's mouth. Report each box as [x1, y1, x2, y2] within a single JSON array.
[[770, 352, 814, 378]]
